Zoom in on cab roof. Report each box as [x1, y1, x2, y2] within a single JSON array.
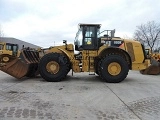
[[79, 23, 101, 28]]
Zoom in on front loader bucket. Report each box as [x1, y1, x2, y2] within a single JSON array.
[[0, 58, 29, 79], [0, 48, 40, 79], [140, 59, 160, 75], [140, 65, 160, 75]]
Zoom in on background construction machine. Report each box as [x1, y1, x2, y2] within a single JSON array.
[[0, 24, 151, 83], [140, 49, 160, 75]]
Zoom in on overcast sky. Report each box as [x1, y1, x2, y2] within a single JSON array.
[[0, 0, 160, 47]]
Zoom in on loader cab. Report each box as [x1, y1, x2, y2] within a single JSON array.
[[75, 24, 101, 50], [0, 43, 19, 56], [6, 43, 19, 56]]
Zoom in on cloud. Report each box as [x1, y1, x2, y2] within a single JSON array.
[[0, 0, 29, 21], [0, 0, 160, 47]]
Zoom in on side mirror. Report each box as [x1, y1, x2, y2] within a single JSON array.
[[63, 40, 67, 49], [63, 40, 67, 45]]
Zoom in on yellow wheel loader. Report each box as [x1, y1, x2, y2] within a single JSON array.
[[38, 24, 150, 83], [0, 24, 151, 83]]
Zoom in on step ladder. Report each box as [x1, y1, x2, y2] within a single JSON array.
[[88, 56, 95, 75]]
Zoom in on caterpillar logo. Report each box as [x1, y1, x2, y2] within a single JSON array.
[[114, 41, 122, 44]]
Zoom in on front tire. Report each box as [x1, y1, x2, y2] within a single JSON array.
[[98, 55, 129, 83], [94, 57, 100, 75], [39, 53, 70, 82]]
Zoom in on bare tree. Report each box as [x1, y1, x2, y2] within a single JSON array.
[[134, 21, 160, 52]]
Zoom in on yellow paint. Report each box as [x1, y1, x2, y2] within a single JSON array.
[[132, 59, 150, 70], [46, 61, 60, 74], [124, 40, 145, 63], [108, 62, 121, 76], [2, 57, 9, 62]]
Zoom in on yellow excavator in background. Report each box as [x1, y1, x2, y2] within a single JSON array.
[[0, 23, 154, 83], [0, 42, 20, 67], [0, 42, 20, 58]]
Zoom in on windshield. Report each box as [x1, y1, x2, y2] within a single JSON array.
[[74, 27, 82, 46], [6, 44, 12, 50]]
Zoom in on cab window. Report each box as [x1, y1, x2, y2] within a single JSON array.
[[0, 44, 3, 50], [6, 44, 12, 50], [84, 27, 95, 45]]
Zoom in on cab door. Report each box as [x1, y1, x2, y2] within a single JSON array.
[[82, 26, 98, 50]]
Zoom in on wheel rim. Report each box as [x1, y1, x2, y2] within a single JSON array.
[[108, 62, 121, 76], [46, 61, 60, 74], [3, 57, 9, 62]]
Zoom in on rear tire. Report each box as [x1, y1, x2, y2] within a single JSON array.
[[98, 55, 129, 83], [39, 53, 70, 82]]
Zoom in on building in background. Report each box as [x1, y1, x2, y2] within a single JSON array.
[[0, 37, 41, 49]]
